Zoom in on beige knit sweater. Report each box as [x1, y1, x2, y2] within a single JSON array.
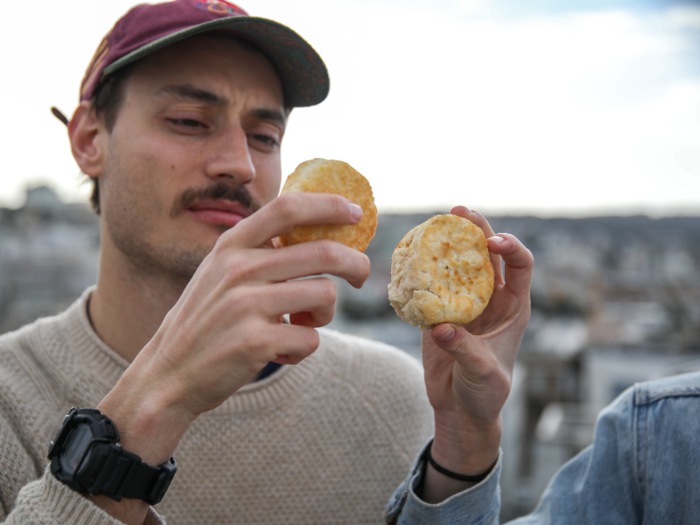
[[0, 290, 434, 524]]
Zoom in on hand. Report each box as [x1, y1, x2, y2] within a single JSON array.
[[420, 206, 533, 501], [92, 192, 369, 523]]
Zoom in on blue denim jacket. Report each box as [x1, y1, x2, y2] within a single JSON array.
[[386, 371, 700, 524]]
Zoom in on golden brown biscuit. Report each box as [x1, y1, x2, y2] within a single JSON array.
[[278, 159, 378, 253], [388, 214, 494, 330]]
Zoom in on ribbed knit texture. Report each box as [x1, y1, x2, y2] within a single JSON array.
[[0, 289, 434, 524]]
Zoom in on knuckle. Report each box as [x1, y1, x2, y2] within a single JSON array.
[[222, 257, 256, 284], [287, 327, 320, 358], [358, 254, 371, 279], [235, 320, 267, 353], [330, 193, 349, 216], [511, 237, 534, 266], [317, 278, 337, 304], [230, 283, 254, 303], [209, 235, 230, 258], [471, 211, 488, 227], [315, 241, 342, 266], [271, 194, 298, 224], [525, 248, 535, 266], [222, 286, 258, 319], [304, 328, 321, 353]]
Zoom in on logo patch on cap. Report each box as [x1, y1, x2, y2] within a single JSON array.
[[196, 0, 247, 16]]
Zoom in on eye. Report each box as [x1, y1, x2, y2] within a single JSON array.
[[166, 118, 208, 132], [248, 133, 280, 152]]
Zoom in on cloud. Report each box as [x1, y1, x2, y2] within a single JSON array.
[[480, 0, 700, 17]]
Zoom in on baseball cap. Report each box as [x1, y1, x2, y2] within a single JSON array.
[[79, 0, 329, 108]]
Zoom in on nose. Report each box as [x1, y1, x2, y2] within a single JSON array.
[[204, 125, 256, 184]]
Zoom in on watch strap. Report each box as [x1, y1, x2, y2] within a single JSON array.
[[93, 446, 177, 505], [48, 407, 176, 505]]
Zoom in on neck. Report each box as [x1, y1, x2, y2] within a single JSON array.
[[88, 235, 189, 363]]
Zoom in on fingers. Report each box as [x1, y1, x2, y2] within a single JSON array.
[[428, 325, 502, 386], [288, 311, 324, 328], [451, 206, 503, 283], [486, 233, 533, 298], [451, 206, 495, 238], [229, 192, 363, 248], [430, 325, 484, 370], [260, 278, 338, 327], [213, 278, 338, 333], [264, 322, 321, 361], [246, 240, 370, 289]]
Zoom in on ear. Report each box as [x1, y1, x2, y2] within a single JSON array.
[[69, 101, 105, 178]]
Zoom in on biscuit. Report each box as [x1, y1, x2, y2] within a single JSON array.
[[278, 159, 378, 253], [388, 214, 494, 330]]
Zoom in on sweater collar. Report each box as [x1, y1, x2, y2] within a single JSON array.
[[51, 287, 322, 414]]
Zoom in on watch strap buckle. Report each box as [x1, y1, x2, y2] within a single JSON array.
[[148, 458, 177, 505]]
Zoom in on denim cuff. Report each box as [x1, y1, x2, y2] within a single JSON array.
[[385, 439, 502, 525]]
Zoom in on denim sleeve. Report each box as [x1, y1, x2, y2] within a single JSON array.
[[387, 386, 643, 525], [515, 386, 643, 524], [385, 440, 502, 525]]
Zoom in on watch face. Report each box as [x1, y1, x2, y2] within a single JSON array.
[[59, 424, 93, 476]]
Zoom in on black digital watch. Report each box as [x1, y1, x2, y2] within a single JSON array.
[[48, 408, 177, 505]]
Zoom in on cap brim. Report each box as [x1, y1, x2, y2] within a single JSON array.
[[103, 16, 329, 108]]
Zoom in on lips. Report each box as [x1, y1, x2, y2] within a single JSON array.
[[186, 199, 251, 227]]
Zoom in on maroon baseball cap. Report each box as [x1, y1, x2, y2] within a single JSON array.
[[79, 0, 329, 108]]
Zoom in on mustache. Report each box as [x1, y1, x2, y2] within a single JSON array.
[[170, 182, 261, 218]]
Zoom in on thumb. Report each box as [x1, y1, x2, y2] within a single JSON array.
[[430, 324, 496, 380], [431, 324, 478, 360]]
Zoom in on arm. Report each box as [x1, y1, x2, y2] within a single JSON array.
[[85, 192, 370, 524], [5, 468, 164, 525], [0, 405, 165, 524], [387, 206, 533, 524], [421, 207, 533, 503], [392, 208, 645, 525], [390, 383, 644, 525]]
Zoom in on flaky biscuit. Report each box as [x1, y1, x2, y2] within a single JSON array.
[[388, 214, 494, 330], [278, 159, 378, 253]]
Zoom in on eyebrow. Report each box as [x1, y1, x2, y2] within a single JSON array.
[[155, 84, 287, 127], [250, 107, 287, 128], [156, 84, 229, 106]]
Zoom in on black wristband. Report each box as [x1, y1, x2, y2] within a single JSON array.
[[426, 442, 496, 483], [48, 408, 177, 505]]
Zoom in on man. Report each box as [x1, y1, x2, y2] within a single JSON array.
[[0, 1, 534, 525], [0, 1, 435, 523]]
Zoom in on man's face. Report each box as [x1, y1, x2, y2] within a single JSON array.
[[95, 35, 286, 280]]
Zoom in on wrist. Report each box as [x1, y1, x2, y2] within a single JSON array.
[[97, 368, 195, 466], [426, 442, 497, 482], [431, 412, 501, 475]]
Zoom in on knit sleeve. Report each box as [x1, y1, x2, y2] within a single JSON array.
[[0, 410, 38, 522], [4, 464, 166, 525], [0, 426, 166, 525]]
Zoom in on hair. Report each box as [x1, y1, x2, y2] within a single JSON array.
[[87, 35, 290, 215], [88, 65, 134, 214]]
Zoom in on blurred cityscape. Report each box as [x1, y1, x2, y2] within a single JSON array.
[[3, 187, 700, 519]]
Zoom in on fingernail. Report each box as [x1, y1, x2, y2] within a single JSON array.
[[349, 203, 363, 222], [436, 325, 456, 343], [489, 235, 505, 244]]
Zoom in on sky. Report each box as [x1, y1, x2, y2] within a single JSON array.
[[1, 0, 700, 217]]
